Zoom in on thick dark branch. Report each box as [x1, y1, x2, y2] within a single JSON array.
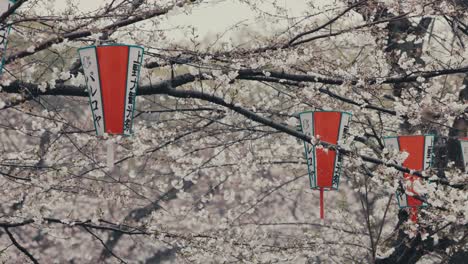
[[0, 79, 464, 188], [0, 219, 34, 228], [0, 170, 32, 181], [0, 73, 196, 97], [0, 217, 152, 236], [237, 67, 468, 85], [3, 64, 468, 99], [0, 0, 27, 24], [4, 227, 39, 264]]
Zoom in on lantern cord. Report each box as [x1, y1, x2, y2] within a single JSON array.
[[320, 187, 324, 219], [107, 140, 114, 170]]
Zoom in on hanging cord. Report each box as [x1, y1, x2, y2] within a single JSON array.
[[410, 207, 418, 223]]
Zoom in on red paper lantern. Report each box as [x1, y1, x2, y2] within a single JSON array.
[[78, 44, 144, 136], [299, 111, 352, 219], [384, 135, 434, 222]]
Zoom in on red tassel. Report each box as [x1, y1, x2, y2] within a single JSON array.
[[410, 207, 418, 223], [320, 188, 324, 219]]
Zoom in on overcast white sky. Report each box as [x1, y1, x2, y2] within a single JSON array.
[[51, 0, 315, 41]]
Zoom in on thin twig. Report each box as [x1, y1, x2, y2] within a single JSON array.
[[82, 226, 128, 264]]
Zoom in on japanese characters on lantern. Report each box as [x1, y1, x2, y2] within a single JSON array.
[[384, 135, 434, 221], [299, 111, 351, 190], [78, 44, 144, 136], [299, 111, 352, 219]]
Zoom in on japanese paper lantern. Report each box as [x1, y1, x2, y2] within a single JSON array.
[[459, 138, 468, 172], [78, 44, 144, 136], [299, 111, 352, 219], [383, 135, 435, 222], [0, 0, 15, 73]]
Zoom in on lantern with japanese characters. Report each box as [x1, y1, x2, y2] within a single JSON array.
[[299, 111, 352, 219], [78, 44, 144, 136], [459, 137, 468, 172], [383, 135, 434, 222], [0, 0, 16, 73]]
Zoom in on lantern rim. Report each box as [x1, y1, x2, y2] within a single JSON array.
[[383, 134, 436, 139], [77, 44, 145, 55], [310, 186, 338, 191], [298, 110, 353, 116], [396, 192, 429, 209]]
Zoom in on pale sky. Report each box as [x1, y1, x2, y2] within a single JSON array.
[[51, 0, 316, 42]]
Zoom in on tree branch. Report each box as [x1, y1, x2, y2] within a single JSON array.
[[1, 78, 464, 188], [5, 4, 177, 64], [82, 226, 127, 264], [0, 0, 27, 24], [287, 0, 367, 46], [3, 227, 39, 264]]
